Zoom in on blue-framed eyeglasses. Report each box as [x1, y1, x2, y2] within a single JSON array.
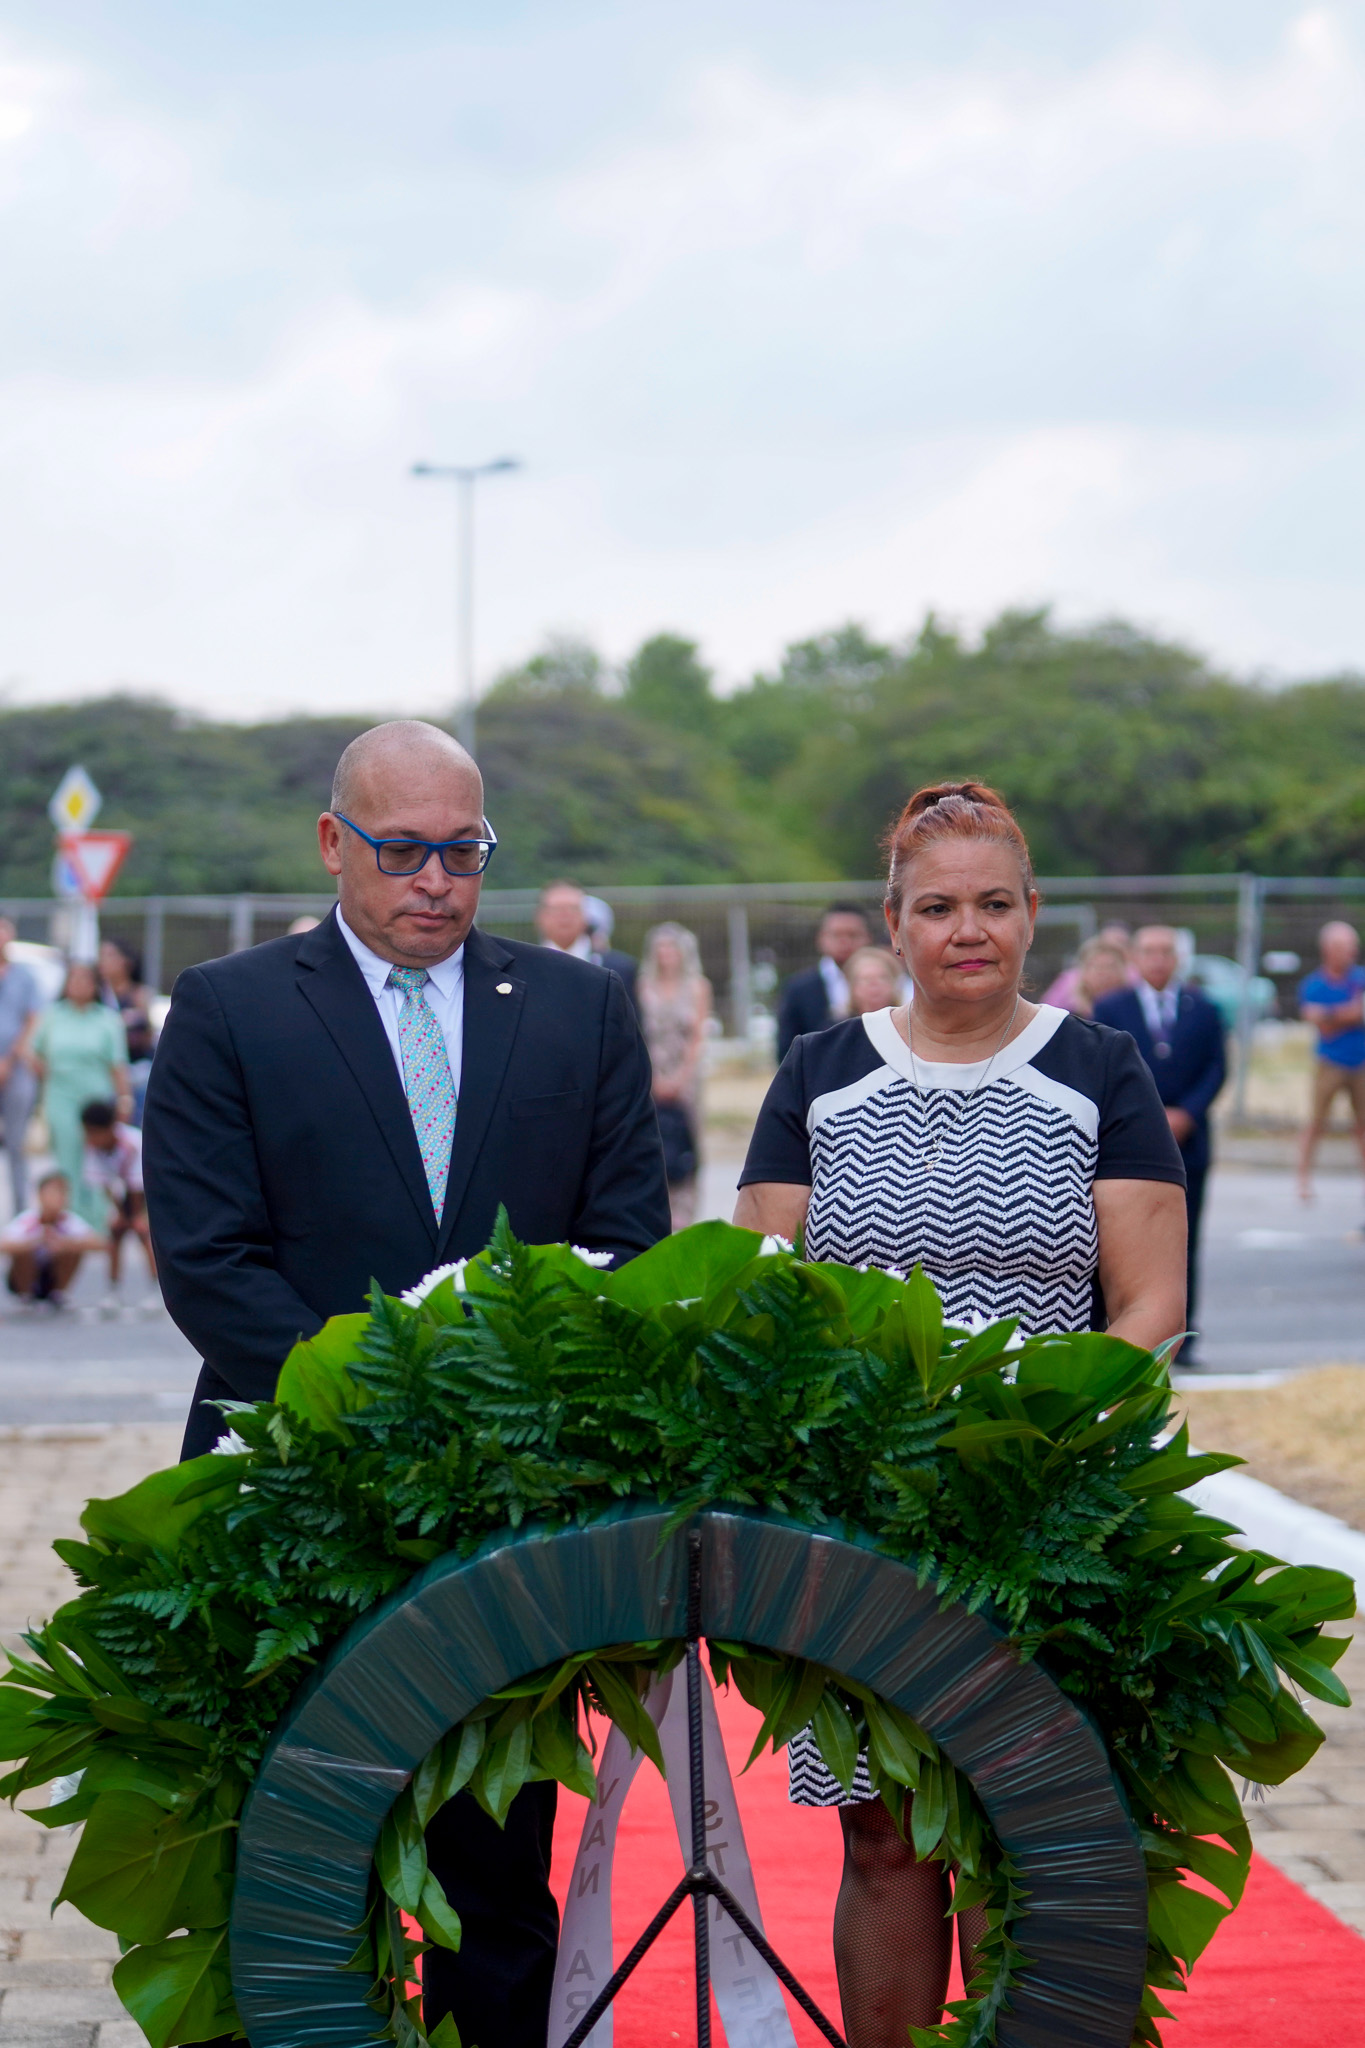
[[335, 813, 498, 877]]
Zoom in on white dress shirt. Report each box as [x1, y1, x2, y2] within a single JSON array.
[[543, 934, 595, 962], [336, 910, 465, 1099], [1136, 977, 1181, 1049], [819, 953, 851, 1021]]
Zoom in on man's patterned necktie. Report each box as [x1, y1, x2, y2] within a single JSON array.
[[387, 966, 458, 1218]]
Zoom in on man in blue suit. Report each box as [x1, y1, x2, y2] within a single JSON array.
[[1093, 926, 1225, 1361]]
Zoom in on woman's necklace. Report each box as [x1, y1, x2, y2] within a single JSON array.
[[906, 995, 1021, 1173]]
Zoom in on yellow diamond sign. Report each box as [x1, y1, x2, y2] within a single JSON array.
[[48, 765, 103, 834]]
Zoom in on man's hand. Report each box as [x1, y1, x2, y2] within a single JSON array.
[[0, 1053, 10, 1086], [1166, 1106, 1195, 1145]]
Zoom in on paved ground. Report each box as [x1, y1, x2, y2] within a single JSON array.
[[0, 1427, 180, 2048]]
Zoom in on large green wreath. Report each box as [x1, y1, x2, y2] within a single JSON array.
[[0, 1219, 1353, 2048]]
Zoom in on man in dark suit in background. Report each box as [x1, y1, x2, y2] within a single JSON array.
[[1093, 926, 1226, 1361], [536, 877, 639, 1009], [775, 902, 873, 1062], [143, 720, 671, 2048]]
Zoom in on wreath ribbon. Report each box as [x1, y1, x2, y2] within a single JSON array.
[[550, 1670, 798, 2048]]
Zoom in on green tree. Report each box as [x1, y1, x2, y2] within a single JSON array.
[[621, 634, 715, 734]]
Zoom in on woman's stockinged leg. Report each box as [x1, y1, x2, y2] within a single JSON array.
[[833, 1799, 951, 2047]]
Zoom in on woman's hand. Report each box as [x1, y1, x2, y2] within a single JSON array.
[[733, 1182, 811, 1242], [1093, 1179, 1188, 1354]]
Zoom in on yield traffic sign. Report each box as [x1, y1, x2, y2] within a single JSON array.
[[59, 830, 133, 902], [48, 765, 103, 834]]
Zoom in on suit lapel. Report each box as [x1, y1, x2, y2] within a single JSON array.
[[437, 925, 526, 1254], [295, 912, 437, 1241]]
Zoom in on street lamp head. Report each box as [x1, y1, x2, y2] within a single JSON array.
[[410, 458, 522, 480]]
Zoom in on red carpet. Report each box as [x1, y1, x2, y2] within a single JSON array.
[[549, 1684, 1365, 2045]]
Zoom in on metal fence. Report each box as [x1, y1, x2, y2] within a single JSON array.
[[6, 872, 1365, 1118]]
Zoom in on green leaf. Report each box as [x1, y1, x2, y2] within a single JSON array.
[[929, 1320, 1020, 1398], [474, 1717, 534, 1826], [898, 1266, 943, 1391], [809, 1690, 859, 1791], [585, 1661, 664, 1774], [910, 1754, 948, 1860], [0, 1685, 41, 1761], [40, 1748, 193, 1827], [81, 1458, 243, 1557], [861, 1696, 934, 1788], [1120, 1422, 1242, 1498], [417, 1869, 463, 1953], [1014, 1331, 1154, 1407], [112, 1928, 240, 2048], [1147, 1877, 1228, 1969], [938, 1418, 1051, 1450], [1276, 1649, 1352, 1709], [274, 1314, 374, 1436], [597, 1220, 766, 1312], [530, 1710, 598, 1801], [377, 1796, 428, 1915], [55, 1791, 234, 1944]]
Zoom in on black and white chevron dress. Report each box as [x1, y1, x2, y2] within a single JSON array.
[[738, 1001, 1184, 1806]]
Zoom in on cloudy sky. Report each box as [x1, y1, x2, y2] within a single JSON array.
[[1, 1, 1363, 718]]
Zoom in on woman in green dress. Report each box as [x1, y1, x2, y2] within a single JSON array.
[[26, 961, 131, 1227]]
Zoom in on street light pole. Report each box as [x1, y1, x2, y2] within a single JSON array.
[[411, 457, 520, 757]]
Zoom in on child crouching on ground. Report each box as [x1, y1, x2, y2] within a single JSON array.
[[0, 1170, 107, 1308]]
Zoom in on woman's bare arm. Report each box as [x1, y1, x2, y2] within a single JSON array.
[[733, 1181, 811, 1241], [1093, 1178, 1188, 1354]]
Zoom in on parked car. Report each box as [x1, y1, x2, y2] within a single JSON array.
[[1187, 953, 1277, 1033]]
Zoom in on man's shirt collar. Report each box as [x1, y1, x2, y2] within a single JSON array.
[[335, 908, 465, 994]]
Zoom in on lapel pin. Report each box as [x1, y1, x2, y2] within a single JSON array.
[[496, 981, 513, 995]]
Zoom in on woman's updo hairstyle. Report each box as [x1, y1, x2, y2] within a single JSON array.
[[884, 781, 1035, 918]]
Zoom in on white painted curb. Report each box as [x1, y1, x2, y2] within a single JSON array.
[[1187, 1464, 1365, 1586]]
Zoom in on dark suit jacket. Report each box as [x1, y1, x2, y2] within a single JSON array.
[[599, 947, 638, 1010], [776, 965, 834, 1064], [144, 912, 670, 1454], [1091, 984, 1226, 1173]]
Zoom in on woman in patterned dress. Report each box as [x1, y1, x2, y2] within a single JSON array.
[[734, 782, 1187, 2045], [638, 923, 712, 1230]]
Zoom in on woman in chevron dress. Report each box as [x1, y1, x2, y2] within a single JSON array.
[[734, 782, 1187, 2046]]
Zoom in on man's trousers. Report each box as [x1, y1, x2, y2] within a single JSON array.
[[424, 1781, 560, 2048]]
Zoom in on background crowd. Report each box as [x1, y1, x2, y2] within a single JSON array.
[[1, 879, 1363, 1356]]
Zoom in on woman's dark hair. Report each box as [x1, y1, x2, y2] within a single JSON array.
[[883, 781, 1034, 918], [102, 936, 143, 981]]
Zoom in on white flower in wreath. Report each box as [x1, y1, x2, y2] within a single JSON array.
[[959, 1309, 1024, 1350], [759, 1234, 794, 1258], [569, 1246, 614, 1268], [401, 1261, 468, 1307]]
